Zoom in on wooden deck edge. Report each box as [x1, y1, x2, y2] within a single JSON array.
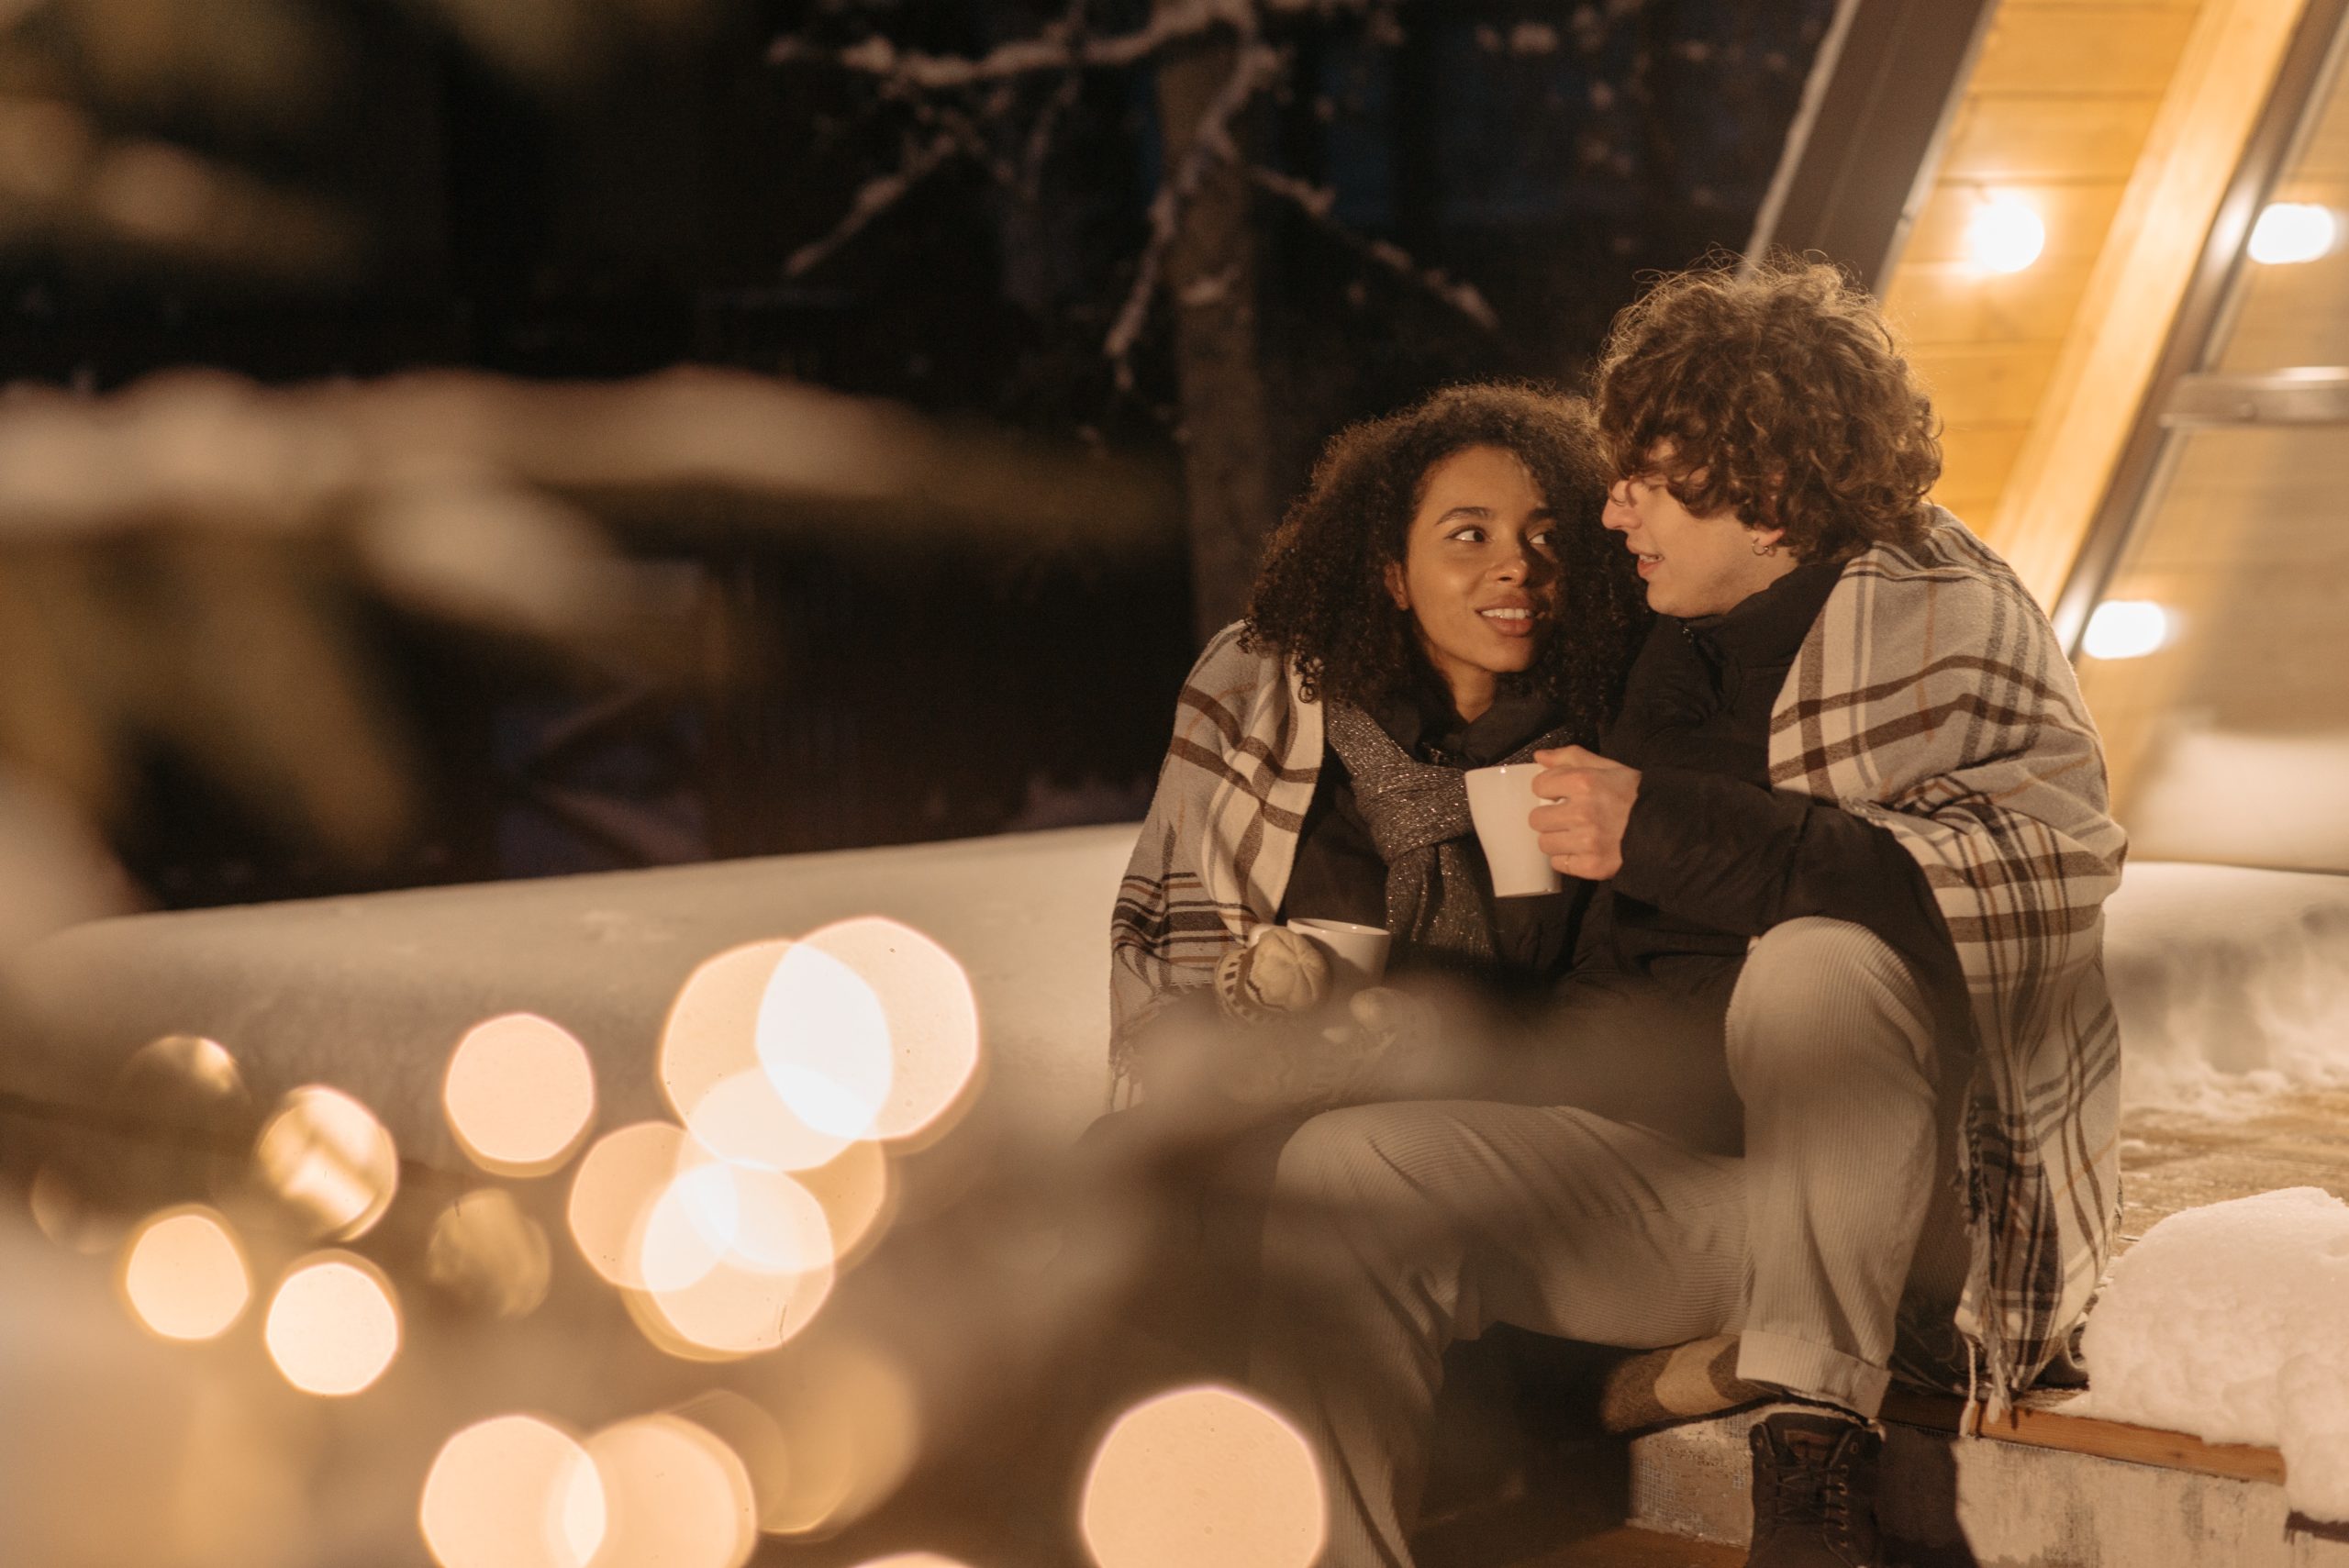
[[1879, 1387, 2288, 1485]]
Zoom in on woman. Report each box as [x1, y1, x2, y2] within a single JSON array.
[[1108, 382, 1647, 1111]]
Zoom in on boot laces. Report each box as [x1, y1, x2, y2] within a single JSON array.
[[1753, 1429, 1872, 1562]]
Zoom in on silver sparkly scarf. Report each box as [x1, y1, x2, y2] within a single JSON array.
[[1322, 700, 1578, 967]]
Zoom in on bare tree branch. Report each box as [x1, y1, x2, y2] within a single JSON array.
[[772, 0, 1279, 87], [1102, 38, 1287, 379], [784, 128, 963, 279], [1248, 166, 1501, 332]]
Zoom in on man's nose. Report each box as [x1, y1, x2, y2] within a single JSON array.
[[1602, 484, 1634, 529]]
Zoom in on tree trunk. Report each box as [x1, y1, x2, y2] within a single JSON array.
[[1152, 10, 1279, 643]]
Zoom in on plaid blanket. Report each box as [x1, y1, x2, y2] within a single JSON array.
[[1769, 511, 2125, 1413], [1111, 513, 2123, 1411], [1109, 623, 1319, 1106]]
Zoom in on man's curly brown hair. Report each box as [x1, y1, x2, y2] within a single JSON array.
[[1242, 383, 1647, 744], [1592, 256, 1941, 562]]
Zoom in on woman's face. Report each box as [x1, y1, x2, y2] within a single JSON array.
[[1383, 443, 1563, 721]]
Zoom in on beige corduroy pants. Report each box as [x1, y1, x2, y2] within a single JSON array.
[[1247, 917, 1974, 1568]]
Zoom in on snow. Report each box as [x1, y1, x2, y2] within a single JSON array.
[[11, 838, 2349, 1174], [2104, 862, 2349, 1109], [2081, 1187, 2349, 1521], [7, 824, 1139, 1172]]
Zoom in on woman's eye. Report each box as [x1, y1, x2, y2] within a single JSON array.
[[1449, 527, 1486, 543], [1531, 529, 1561, 551]]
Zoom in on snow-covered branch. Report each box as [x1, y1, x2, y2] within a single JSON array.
[[784, 129, 963, 280], [770, 0, 1362, 88], [1249, 166, 1501, 332], [1103, 39, 1288, 376]]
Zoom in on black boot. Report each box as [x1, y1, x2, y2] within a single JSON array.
[[1745, 1410, 1885, 1567]]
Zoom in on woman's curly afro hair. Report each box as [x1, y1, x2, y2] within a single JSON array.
[[1593, 256, 1941, 562], [1241, 383, 1648, 745]]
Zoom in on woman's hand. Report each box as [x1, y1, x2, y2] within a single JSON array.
[[1531, 745, 1641, 881]]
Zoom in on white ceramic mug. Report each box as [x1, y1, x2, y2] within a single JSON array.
[[1283, 917, 1392, 988], [1464, 762, 1564, 896]]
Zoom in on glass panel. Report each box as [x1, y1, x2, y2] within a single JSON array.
[[2212, 26, 2349, 370], [2075, 427, 2349, 871]]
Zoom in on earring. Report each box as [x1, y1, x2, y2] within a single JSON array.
[[1752, 539, 1777, 557]]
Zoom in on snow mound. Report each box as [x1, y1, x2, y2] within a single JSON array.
[[2102, 862, 2349, 1111], [2082, 1187, 2349, 1520]]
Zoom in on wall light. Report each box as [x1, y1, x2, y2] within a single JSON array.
[[2248, 202, 2338, 265], [1965, 194, 2045, 274], [2081, 599, 2170, 661]]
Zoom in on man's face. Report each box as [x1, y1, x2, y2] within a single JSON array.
[[1601, 447, 1791, 617]]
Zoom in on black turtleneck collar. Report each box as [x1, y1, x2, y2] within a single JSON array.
[[1365, 664, 1562, 768], [1679, 557, 1845, 669]]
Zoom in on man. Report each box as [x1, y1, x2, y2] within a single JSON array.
[[1248, 259, 2125, 1568]]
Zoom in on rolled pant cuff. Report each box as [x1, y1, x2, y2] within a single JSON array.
[[1737, 1329, 1891, 1418]]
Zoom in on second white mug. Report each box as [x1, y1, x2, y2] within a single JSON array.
[[1464, 762, 1564, 896]]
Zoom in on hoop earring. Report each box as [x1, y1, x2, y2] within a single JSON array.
[[1752, 539, 1777, 557]]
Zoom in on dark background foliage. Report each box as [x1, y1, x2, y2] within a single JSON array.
[[5, 0, 1835, 906]]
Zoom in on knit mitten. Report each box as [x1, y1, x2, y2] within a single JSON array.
[[1213, 927, 1332, 1024]]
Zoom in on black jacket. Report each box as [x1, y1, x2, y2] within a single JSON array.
[[1589, 560, 1964, 1011]]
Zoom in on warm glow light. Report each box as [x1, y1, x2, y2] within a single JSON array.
[[265, 1253, 401, 1396], [801, 918, 982, 1143], [585, 1416, 757, 1568], [794, 1137, 893, 1265], [254, 1084, 400, 1240], [669, 1392, 795, 1535], [420, 1416, 606, 1568], [662, 941, 855, 1171], [2249, 202, 2339, 265], [567, 1121, 694, 1290], [427, 1187, 552, 1318], [30, 1162, 118, 1253], [758, 941, 896, 1139], [117, 1034, 248, 1107], [739, 1336, 922, 1535], [2082, 598, 2171, 661], [630, 1249, 834, 1362], [851, 1557, 978, 1567], [1965, 193, 2046, 274], [444, 1014, 596, 1176], [639, 1158, 740, 1293], [121, 1206, 250, 1340], [1081, 1385, 1326, 1568]]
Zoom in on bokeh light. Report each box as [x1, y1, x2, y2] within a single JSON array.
[[669, 1392, 795, 1535], [792, 1137, 893, 1266], [427, 1187, 553, 1318], [662, 940, 854, 1171], [254, 1084, 400, 1240], [264, 1252, 401, 1396], [747, 1335, 923, 1536], [1965, 193, 2046, 274], [800, 917, 981, 1144], [1080, 1385, 1325, 1568], [444, 1013, 596, 1176], [2249, 201, 2339, 265], [120, 1206, 250, 1340], [29, 1161, 121, 1253], [2082, 598, 2171, 661], [420, 1415, 606, 1568], [756, 941, 896, 1139], [567, 1121, 693, 1290], [584, 1415, 757, 1568], [629, 1248, 834, 1362], [116, 1033, 248, 1108]]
